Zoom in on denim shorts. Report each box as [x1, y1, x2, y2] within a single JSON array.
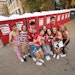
[[30, 45, 40, 54], [53, 40, 63, 48]]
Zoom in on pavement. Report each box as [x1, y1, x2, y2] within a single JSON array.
[[0, 19, 75, 75]]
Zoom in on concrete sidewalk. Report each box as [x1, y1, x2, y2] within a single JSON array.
[[0, 19, 75, 75]]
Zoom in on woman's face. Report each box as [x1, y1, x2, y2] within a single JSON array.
[[43, 26, 47, 31], [22, 26, 26, 31], [40, 30, 45, 36], [47, 29, 51, 35], [60, 26, 65, 32], [52, 27, 57, 34]]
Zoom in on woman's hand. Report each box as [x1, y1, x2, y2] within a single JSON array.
[[14, 44, 19, 47]]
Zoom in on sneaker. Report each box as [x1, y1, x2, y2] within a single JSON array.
[[23, 55, 27, 58], [39, 59, 44, 63], [20, 58, 24, 62], [45, 56, 51, 61], [60, 53, 63, 56], [56, 55, 60, 60], [36, 61, 42, 66], [53, 54, 56, 58], [50, 51, 53, 56], [23, 58, 27, 61], [60, 54, 66, 57], [28, 53, 30, 55], [28, 53, 32, 58], [29, 55, 32, 58], [23, 55, 27, 61], [32, 57, 36, 61]]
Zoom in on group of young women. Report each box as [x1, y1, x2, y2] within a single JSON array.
[[9, 17, 70, 66]]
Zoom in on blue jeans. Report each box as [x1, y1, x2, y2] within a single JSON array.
[[43, 44, 51, 56], [29, 45, 40, 58]]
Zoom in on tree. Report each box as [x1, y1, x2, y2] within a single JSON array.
[[70, 0, 75, 8], [26, 0, 55, 12], [67, 0, 71, 8], [40, 0, 55, 11], [60, 0, 65, 9], [60, 0, 71, 9], [19, 0, 30, 13]]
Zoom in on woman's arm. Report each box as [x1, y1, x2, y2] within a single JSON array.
[[9, 32, 13, 45], [64, 31, 70, 45], [57, 31, 63, 40]]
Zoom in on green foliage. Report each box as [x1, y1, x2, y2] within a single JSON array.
[[26, 0, 55, 12], [60, 0, 71, 9], [20, 0, 73, 13]]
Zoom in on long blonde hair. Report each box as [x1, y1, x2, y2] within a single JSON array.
[[60, 25, 68, 32]]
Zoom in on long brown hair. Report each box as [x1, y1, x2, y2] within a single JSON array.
[[21, 25, 27, 31]]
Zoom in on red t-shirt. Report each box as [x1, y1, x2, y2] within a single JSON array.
[[55, 22, 60, 30], [33, 34, 45, 46], [46, 22, 60, 30], [45, 34, 53, 44], [53, 34, 59, 42], [28, 27, 37, 42], [46, 24, 52, 29]]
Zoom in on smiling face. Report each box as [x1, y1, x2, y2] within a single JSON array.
[[22, 25, 27, 31], [12, 25, 17, 31], [52, 27, 57, 34], [30, 21, 36, 29], [50, 17, 56, 25], [60, 25, 65, 32], [31, 25, 35, 29], [40, 29, 45, 36], [47, 29, 51, 35], [43, 26, 47, 32]]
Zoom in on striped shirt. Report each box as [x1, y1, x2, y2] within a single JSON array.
[[20, 31, 28, 44]]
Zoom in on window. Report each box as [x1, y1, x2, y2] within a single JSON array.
[[15, 10, 17, 14], [7, 0, 13, 5], [18, 8, 21, 14]]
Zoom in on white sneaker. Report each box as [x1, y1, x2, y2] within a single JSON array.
[[36, 62, 42, 66], [23, 55, 27, 58], [60, 54, 66, 57], [56, 55, 60, 60], [50, 51, 53, 55], [60, 53, 63, 56], [45, 56, 51, 61], [39, 59, 44, 63], [53, 54, 56, 58], [28, 53, 30, 55], [20, 58, 24, 62], [32, 57, 36, 61]]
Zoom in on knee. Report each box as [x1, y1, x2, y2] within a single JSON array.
[[35, 53, 40, 58], [41, 52, 44, 58]]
